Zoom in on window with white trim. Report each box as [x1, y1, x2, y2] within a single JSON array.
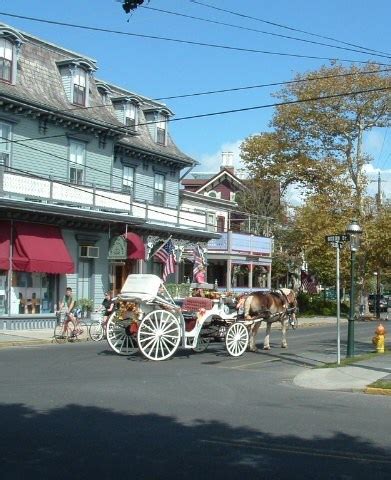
[[122, 165, 134, 195], [156, 114, 167, 145], [69, 140, 86, 184], [125, 102, 137, 130], [0, 121, 11, 166], [73, 67, 87, 106], [0, 38, 13, 83], [154, 173, 165, 206]]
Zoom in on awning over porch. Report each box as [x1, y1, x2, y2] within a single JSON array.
[[0, 220, 10, 270], [12, 222, 75, 274], [126, 232, 145, 260]]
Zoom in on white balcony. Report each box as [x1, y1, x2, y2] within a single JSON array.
[[0, 170, 207, 230]]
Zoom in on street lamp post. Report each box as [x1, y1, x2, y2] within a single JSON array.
[[346, 219, 363, 358]]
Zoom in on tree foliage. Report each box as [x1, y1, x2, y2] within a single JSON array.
[[240, 63, 391, 214]]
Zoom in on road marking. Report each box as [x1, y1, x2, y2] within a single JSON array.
[[202, 438, 391, 464]]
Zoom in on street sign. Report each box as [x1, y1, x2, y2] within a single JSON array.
[[325, 234, 349, 245]]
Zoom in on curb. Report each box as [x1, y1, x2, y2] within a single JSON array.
[[364, 387, 391, 396], [0, 339, 54, 348]]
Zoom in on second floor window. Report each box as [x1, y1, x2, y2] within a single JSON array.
[[0, 121, 11, 166], [73, 67, 87, 106], [0, 38, 13, 83], [122, 166, 134, 195], [154, 173, 165, 206], [69, 140, 85, 185]]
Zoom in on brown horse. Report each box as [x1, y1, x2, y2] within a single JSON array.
[[241, 288, 297, 351]]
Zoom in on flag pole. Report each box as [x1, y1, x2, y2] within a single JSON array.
[[148, 235, 172, 260]]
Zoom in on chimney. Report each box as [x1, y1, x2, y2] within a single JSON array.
[[221, 151, 234, 174]]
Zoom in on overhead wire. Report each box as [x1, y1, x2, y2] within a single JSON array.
[[2, 84, 391, 211], [189, 0, 391, 57], [0, 11, 389, 66], [142, 5, 391, 60]]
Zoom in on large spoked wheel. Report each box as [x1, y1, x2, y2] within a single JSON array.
[[225, 322, 249, 357], [107, 313, 138, 356], [192, 334, 211, 353], [89, 321, 104, 342], [137, 310, 181, 361]]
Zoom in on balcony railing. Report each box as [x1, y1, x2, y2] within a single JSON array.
[[0, 168, 207, 230]]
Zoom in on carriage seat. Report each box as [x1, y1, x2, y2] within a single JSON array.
[[181, 296, 214, 312], [181, 297, 214, 332]]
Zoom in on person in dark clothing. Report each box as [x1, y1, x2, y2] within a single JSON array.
[[101, 291, 114, 324]]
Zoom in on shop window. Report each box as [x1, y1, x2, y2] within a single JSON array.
[[10, 272, 56, 315], [0, 271, 7, 315]]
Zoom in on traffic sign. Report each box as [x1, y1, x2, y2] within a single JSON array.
[[325, 234, 349, 244]]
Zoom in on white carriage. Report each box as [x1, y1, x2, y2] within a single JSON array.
[[106, 274, 249, 361]]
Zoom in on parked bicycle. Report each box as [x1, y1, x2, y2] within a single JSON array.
[[54, 310, 88, 344]]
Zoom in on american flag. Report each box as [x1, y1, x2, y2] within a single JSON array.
[[193, 244, 204, 280], [301, 270, 318, 294], [154, 239, 176, 281]]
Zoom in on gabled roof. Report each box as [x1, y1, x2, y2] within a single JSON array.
[[193, 168, 246, 194]]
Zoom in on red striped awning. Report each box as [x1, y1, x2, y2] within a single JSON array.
[[12, 222, 74, 274]]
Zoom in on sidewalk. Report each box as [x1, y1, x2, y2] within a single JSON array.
[[0, 328, 54, 347]]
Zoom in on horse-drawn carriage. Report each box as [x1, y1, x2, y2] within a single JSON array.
[[106, 274, 250, 360]]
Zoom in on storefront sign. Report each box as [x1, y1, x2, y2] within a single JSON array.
[[108, 236, 127, 260]]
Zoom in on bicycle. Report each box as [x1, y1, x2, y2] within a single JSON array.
[[54, 310, 88, 344], [89, 311, 107, 342]]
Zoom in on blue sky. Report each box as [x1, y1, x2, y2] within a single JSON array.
[[1, 0, 390, 201]]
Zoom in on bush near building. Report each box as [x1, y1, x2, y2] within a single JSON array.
[[297, 292, 349, 317]]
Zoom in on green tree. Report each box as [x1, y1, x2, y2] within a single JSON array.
[[240, 63, 391, 215]]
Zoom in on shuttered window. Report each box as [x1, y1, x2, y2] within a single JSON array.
[[0, 122, 11, 166], [154, 173, 165, 206], [122, 165, 134, 194], [69, 140, 86, 185]]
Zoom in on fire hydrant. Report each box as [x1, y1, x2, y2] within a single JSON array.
[[372, 324, 386, 353]]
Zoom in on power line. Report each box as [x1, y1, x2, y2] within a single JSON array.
[[189, 0, 391, 58], [0, 11, 388, 66], [2, 84, 390, 202], [143, 5, 391, 60]]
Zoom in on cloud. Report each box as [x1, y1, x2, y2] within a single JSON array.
[[196, 139, 245, 173]]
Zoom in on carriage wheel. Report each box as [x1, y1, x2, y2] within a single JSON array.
[[107, 313, 138, 356], [89, 321, 104, 342], [225, 322, 249, 357], [192, 335, 210, 353], [137, 310, 181, 361]]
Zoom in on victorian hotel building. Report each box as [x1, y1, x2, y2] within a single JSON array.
[[0, 24, 219, 327]]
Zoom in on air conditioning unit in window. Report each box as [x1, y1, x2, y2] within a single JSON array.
[[79, 246, 100, 259]]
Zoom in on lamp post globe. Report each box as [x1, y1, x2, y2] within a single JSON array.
[[345, 219, 363, 357]]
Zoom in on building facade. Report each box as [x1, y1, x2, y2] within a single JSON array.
[[0, 24, 218, 324], [180, 154, 273, 292]]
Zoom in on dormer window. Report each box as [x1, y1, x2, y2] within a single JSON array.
[[0, 38, 13, 83], [125, 102, 137, 129], [57, 58, 96, 107], [156, 114, 167, 145], [73, 67, 87, 106], [145, 108, 172, 146], [0, 27, 24, 85]]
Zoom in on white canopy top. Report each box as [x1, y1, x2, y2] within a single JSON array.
[[119, 274, 162, 302]]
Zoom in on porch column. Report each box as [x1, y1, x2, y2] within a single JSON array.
[[267, 266, 272, 289], [226, 259, 232, 293], [249, 262, 253, 290]]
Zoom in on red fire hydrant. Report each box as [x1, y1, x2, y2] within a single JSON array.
[[372, 324, 386, 353]]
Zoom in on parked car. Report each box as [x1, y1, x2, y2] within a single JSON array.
[[368, 295, 388, 312]]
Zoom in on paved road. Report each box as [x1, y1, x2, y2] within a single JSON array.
[[1, 322, 390, 479]]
